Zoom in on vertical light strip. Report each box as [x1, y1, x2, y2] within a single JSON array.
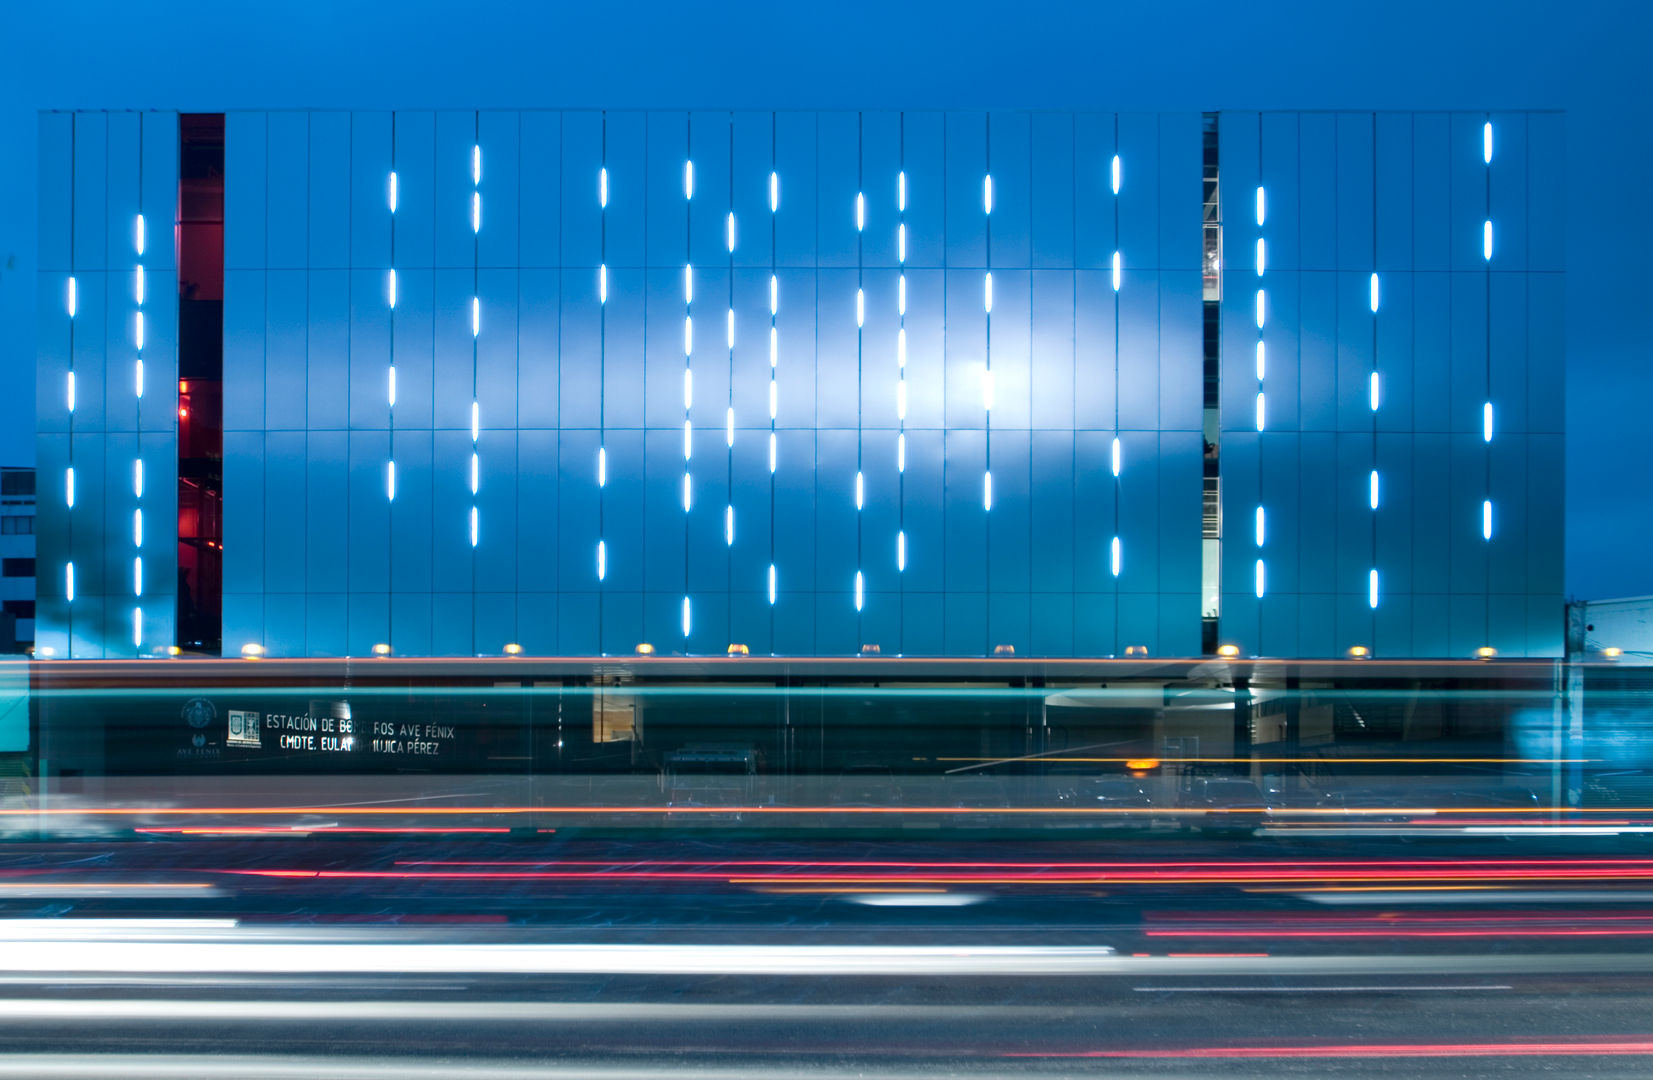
[[982, 115, 992, 653], [854, 113, 865, 614], [726, 112, 737, 615], [597, 113, 608, 587], [1367, 117, 1380, 621], [469, 119, 481, 566], [1110, 119, 1122, 584], [388, 123, 398, 507], [767, 116, 778, 617], [1252, 119, 1269, 614], [1482, 114, 1495, 572], [64, 117, 77, 647], [682, 116, 693, 641], [896, 116, 908, 592], [132, 116, 145, 649]]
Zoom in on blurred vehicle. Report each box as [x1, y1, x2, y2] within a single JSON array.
[[940, 774, 1013, 828], [1312, 787, 1414, 825], [663, 744, 758, 824], [1182, 777, 1269, 833], [1052, 776, 1158, 828]]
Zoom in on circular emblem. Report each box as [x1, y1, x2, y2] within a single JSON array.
[[191, 733, 206, 748], [181, 697, 217, 730]]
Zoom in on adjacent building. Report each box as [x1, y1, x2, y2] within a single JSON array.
[[33, 109, 1564, 659], [0, 468, 36, 654]]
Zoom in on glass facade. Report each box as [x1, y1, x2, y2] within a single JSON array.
[[34, 110, 1564, 659]]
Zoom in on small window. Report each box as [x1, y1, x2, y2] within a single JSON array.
[[1, 558, 32, 577], [1, 516, 34, 535], [2, 600, 35, 620], [0, 471, 35, 497]]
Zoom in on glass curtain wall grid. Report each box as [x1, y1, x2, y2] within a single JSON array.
[[34, 109, 1563, 660]]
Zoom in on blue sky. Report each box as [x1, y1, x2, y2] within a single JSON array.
[[0, 0, 1645, 600]]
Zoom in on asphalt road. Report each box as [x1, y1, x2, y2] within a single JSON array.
[[3, 833, 1653, 1076]]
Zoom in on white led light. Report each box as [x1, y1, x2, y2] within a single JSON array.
[[1111, 251, 1121, 292], [389, 172, 398, 213], [1255, 391, 1266, 432], [1255, 340, 1266, 381], [66, 371, 75, 412], [897, 326, 907, 367], [1111, 437, 1121, 478], [1255, 238, 1265, 277], [768, 432, 777, 473], [855, 470, 864, 511], [1369, 371, 1380, 411], [599, 167, 608, 208], [684, 315, 693, 357], [897, 528, 909, 572], [769, 171, 778, 212], [1255, 289, 1265, 329], [896, 378, 907, 421], [597, 446, 606, 487], [65, 562, 75, 603], [768, 563, 777, 604], [898, 275, 906, 317], [471, 144, 481, 185], [388, 365, 397, 406], [727, 308, 735, 349], [681, 595, 692, 636], [65, 467, 74, 508], [684, 160, 694, 200], [133, 458, 143, 498], [1110, 536, 1121, 578], [982, 368, 993, 411], [470, 452, 479, 495], [597, 539, 606, 581], [898, 170, 907, 211], [132, 606, 142, 648], [471, 400, 480, 441], [134, 311, 144, 351], [769, 379, 778, 419], [897, 432, 905, 473], [727, 211, 736, 252], [386, 460, 396, 501], [471, 296, 479, 336], [856, 192, 865, 232], [134, 265, 144, 305], [983, 471, 993, 512], [1369, 469, 1380, 510], [684, 264, 693, 304], [1369, 272, 1380, 313], [136, 359, 145, 397], [133, 556, 143, 597], [683, 419, 693, 460], [1482, 499, 1493, 540], [854, 569, 864, 611], [1483, 121, 1493, 164], [725, 504, 735, 546], [983, 174, 992, 214], [857, 287, 865, 328], [598, 264, 607, 304], [769, 274, 778, 315], [723, 406, 734, 448], [470, 505, 478, 547], [388, 268, 397, 308], [898, 223, 906, 263], [1111, 154, 1121, 195], [683, 367, 694, 410], [1255, 505, 1265, 547], [133, 507, 143, 548], [983, 273, 992, 313], [682, 472, 692, 510], [1483, 220, 1493, 260], [1255, 185, 1265, 227], [1368, 568, 1379, 609], [1255, 558, 1266, 599], [1482, 401, 1494, 442], [135, 214, 145, 256], [67, 277, 76, 317], [471, 191, 480, 233]]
